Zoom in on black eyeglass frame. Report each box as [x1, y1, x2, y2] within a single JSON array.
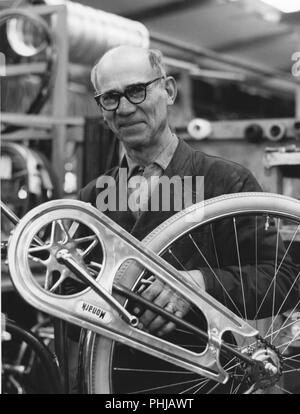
[[94, 76, 165, 111]]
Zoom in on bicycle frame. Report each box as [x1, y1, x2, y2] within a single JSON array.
[[1, 199, 261, 385]]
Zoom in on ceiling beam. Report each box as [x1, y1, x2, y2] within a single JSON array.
[[150, 31, 300, 94], [123, 0, 210, 21], [214, 29, 294, 52]]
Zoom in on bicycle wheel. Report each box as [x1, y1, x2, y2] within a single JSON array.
[[82, 193, 300, 394], [2, 320, 64, 394]]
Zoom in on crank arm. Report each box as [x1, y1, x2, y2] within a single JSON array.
[[8, 200, 259, 383], [56, 249, 138, 326]]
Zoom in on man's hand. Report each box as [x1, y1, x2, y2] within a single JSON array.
[[134, 270, 205, 337]]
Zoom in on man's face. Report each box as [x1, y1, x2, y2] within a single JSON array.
[[96, 49, 173, 149]]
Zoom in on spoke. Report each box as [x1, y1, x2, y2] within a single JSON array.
[[28, 244, 49, 253], [179, 379, 209, 394], [44, 268, 52, 290], [224, 360, 243, 371], [266, 295, 300, 344], [255, 216, 258, 331], [74, 235, 99, 244], [230, 370, 238, 394], [282, 359, 300, 373], [128, 377, 205, 394], [207, 381, 226, 394], [271, 218, 281, 342], [277, 336, 299, 351], [254, 224, 300, 320], [81, 237, 99, 257], [233, 217, 248, 320], [68, 221, 80, 238], [210, 224, 220, 269], [89, 261, 103, 270], [192, 378, 213, 393], [282, 367, 300, 374], [281, 330, 300, 354], [283, 353, 300, 362], [188, 233, 244, 318], [57, 219, 70, 243], [232, 378, 246, 394], [49, 220, 58, 245], [267, 274, 300, 340], [49, 273, 66, 293], [113, 367, 194, 374], [86, 266, 99, 277], [274, 384, 293, 394], [28, 254, 46, 266], [266, 320, 299, 347]]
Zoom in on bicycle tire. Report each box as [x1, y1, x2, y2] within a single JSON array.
[[3, 320, 64, 394]]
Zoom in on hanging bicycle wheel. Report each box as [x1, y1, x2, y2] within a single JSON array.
[[82, 193, 300, 394], [2, 319, 63, 394]]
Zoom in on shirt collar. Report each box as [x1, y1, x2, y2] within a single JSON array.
[[124, 134, 179, 177]]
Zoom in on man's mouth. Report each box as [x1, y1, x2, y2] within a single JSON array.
[[119, 121, 144, 129]]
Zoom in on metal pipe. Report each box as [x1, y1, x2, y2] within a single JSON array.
[[151, 31, 300, 90], [0, 201, 44, 246], [45, 0, 149, 65]]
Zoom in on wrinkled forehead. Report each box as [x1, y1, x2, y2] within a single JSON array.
[[95, 48, 156, 92]]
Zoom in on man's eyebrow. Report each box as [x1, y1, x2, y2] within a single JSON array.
[[101, 81, 146, 94], [101, 88, 121, 95]]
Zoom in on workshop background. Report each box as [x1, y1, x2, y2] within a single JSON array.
[[1, 0, 300, 394]]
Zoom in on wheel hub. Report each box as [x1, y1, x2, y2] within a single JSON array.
[[245, 341, 283, 391]]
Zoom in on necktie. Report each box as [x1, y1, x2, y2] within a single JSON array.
[[127, 166, 145, 219], [128, 164, 162, 219]]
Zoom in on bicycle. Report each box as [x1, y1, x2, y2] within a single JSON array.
[[2, 193, 300, 394]]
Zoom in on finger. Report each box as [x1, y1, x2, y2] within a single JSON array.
[[147, 275, 156, 282], [137, 276, 155, 294], [134, 279, 164, 316], [139, 288, 171, 328], [147, 314, 167, 333], [147, 302, 178, 332], [139, 308, 162, 328], [147, 300, 177, 332], [157, 310, 183, 337], [141, 280, 165, 301]]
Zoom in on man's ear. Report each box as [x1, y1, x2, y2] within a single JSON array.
[[165, 76, 177, 106], [102, 112, 108, 125]]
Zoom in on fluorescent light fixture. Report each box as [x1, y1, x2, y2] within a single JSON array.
[[260, 0, 300, 13]]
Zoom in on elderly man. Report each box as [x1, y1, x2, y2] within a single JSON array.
[[76, 45, 298, 338]]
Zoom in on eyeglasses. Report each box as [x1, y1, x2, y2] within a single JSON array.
[[94, 76, 165, 111]]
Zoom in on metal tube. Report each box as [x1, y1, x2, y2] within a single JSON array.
[[45, 0, 149, 65], [151, 31, 300, 89]]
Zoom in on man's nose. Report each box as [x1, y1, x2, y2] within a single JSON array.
[[117, 95, 136, 114]]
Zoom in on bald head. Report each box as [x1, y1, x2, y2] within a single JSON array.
[[91, 46, 167, 92], [90, 44, 177, 153]]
